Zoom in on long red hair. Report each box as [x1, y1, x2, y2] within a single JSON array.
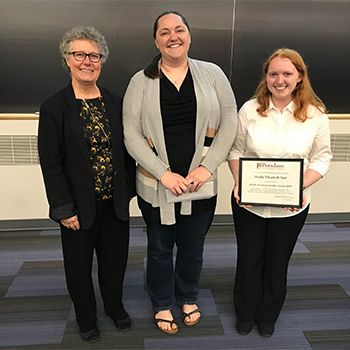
[[254, 48, 327, 122]]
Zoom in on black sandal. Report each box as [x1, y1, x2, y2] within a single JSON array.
[[155, 317, 178, 334], [183, 308, 201, 326]]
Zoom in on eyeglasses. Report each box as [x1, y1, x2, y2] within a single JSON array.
[[69, 51, 103, 63]]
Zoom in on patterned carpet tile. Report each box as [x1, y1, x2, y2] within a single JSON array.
[[0, 223, 350, 349], [288, 264, 350, 282], [299, 224, 350, 242], [0, 295, 71, 348], [0, 295, 71, 315], [7, 274, 67, 298], [286, 284, 350, 300], [304, 329, 350, 350], [0, 277, 12, 299], [291, 245, 350, 259], [0, 320, 67, 348]]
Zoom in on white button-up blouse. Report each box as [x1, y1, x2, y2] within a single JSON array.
[[228, 98, 332, 218]]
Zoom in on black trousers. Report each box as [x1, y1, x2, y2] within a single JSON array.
[[231, 194, 309, 325], [60, 199, 129, 332]]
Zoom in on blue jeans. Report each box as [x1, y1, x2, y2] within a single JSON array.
[[144, 204, 215, 312]]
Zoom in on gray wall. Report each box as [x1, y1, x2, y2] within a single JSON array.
[[1, 0, 349, 113]]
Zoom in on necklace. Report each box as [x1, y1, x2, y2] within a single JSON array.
[[161, 62, 188, 88]]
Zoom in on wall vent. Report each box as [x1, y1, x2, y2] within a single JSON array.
[[0, 134, 349, 165], [330, 134, 350, 162], [0, 135, 39, 165]]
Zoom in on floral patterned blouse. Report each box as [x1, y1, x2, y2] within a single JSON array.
[[79, 95, 114, 200]]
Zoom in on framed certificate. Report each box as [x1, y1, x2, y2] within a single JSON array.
[[239, 158, 304, 208]]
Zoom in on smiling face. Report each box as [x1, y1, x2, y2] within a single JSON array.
[[266, 56, 302, 107], [154, 13, 191, 64], [66, 39, 101, 87]]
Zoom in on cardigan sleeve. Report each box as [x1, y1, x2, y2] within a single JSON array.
[[123, 71, 169, 180], [200, 63, 237, 173], [227, 102, 249, 161]]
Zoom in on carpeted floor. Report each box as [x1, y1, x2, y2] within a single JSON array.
[[0, 223, 349, 349]]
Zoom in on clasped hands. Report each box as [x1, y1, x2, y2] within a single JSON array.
[[161, 166, 212, 197]]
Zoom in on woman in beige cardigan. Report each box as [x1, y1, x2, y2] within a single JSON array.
[[123, 11, 237, 334]]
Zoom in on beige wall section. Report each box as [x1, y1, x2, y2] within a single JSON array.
[[1, 119, 49, 220], [310, 120, 350, 213], [0, 117, 349, 220], [1, 166, 48, 219]]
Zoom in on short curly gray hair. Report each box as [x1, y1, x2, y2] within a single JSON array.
[[59, 26, 109, 74]]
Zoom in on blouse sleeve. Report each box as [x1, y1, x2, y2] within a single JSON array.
[[307, 113, 332, 176]]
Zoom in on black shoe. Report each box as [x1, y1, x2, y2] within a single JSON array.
[[114, 315, 132, 332], [257, 323, 274, 337], [236, 320, 254, 335], [80, 328, 100, 343]]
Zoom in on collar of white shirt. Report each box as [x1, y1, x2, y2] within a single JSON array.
[[267, 99, 296, 114]]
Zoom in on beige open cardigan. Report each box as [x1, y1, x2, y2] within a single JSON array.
[[123, 58, 237, 224]]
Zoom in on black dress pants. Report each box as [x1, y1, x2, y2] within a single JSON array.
[[60, 199, 129, 332], [232, 194, 309, 325]]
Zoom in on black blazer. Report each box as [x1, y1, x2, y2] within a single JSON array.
[[38, 83, 136, 230]]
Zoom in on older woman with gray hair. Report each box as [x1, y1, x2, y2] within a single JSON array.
[[38, 26, 136, 343]]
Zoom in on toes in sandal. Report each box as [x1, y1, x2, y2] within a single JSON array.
[[156, 318, 178, 334], [183, 308, 201, 326]]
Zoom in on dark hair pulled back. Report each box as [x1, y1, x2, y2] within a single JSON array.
[[144, 11, 190, 79]]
